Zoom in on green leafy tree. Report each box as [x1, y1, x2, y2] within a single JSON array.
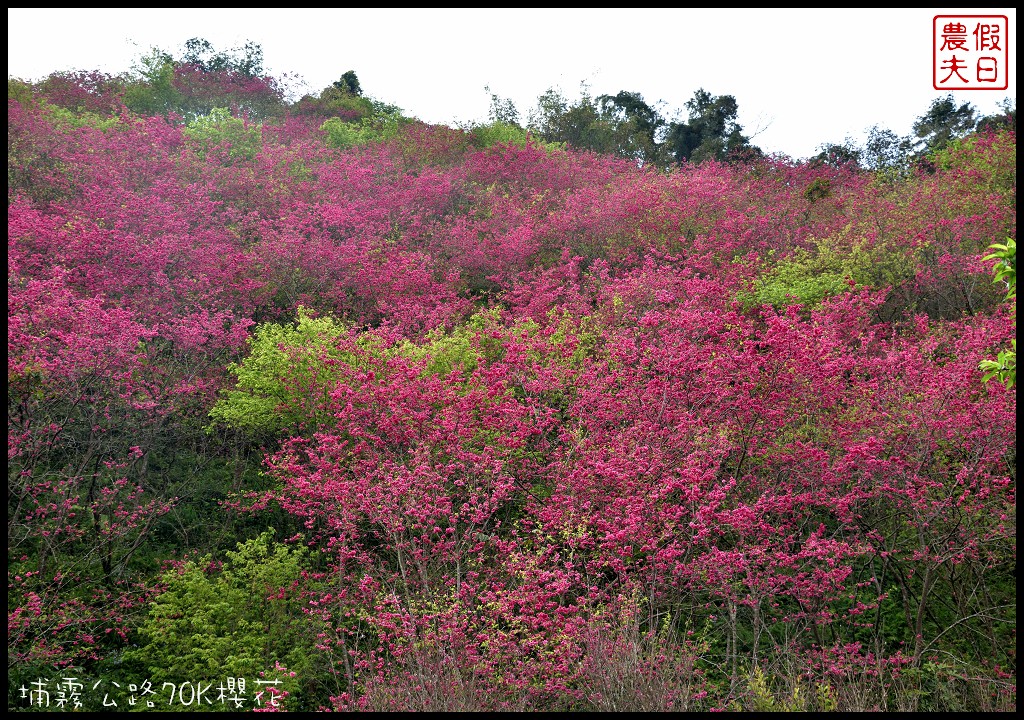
[[123, 532, 327, 710], [527, 86, 666, 165], [980, 238, 1016, 388], [813, 140, 862, 168], [210, 308, 511, 439], [313, 87, 373, 120], [595, 90, 666, 165], [486, 85, 521, 126], [333, 70, 362, 96], [184, 107, 263, 162], [913, 94, 977, 156], [320, 107, 408, 149], [180, 37, 265, 78], [208, 308, 362, 435], [296, 73, 402, 123], [471, 120, 563, 152], [740, 229, 918, 312], [472, 87, 556, 150], [664, 88, 755, 163], [862, 124, 914, 179], [528, 85, 618, 156], [122, 48, 183, 116], [977, 97, 1016, 133]]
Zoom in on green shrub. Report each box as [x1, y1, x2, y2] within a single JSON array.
[[320, 107, 407, 149], [742, 230, 916, 310], [185, 107, 263, 162], [208, 307, 367, 435], [124, 531, 326, 710]]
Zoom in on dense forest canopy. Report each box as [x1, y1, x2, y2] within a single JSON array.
[[8, 39, 1016, 711]]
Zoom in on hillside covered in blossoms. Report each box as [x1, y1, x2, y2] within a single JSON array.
[[8, 43, 1016, 711]]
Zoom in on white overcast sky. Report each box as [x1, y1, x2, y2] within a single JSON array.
[[8, 8, 1017, 160]]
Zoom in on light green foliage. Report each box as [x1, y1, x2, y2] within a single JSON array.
[[745, 667, 801, 711], [8, 78, 35, 104], [210, 308, 507, 436], [321, 113, 405, 149], [212, 307, 590, 442], [45, 105, 121, 131], [212, 307, 552, 438], [471, 121, 565, 152], [980, 238, 1016, 388], [742, 667, 836, 712], [122, 48, 183, 117], [124, 531, 319, 710], [399, 307, 590, 381], [985, 238, 1016, 303], [209, 307, 366, 434], [472, 121, 531, 149], [320, 96, 408, 149], [316, 84, 375, 119], [397, 307, 507, 377], [320, 117, 367, 148], [185, 107, 263, 162], [929, 136, 969, 172], [742, 231, 915, 310], [746, 248, 851, 309], [548, 308, 601, 369]]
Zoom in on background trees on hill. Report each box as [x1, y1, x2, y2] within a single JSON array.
[[524, 85, 759, 166], [913, 94, 977, 155], [122, 37, 284, 119], [977, 98, 1016, 133], [664, 88, 755, 163], [334, 69, 363, 96], [816, 95, 1015, 173], [595, 90, 665, 165], [179, 36, 266, 78]]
